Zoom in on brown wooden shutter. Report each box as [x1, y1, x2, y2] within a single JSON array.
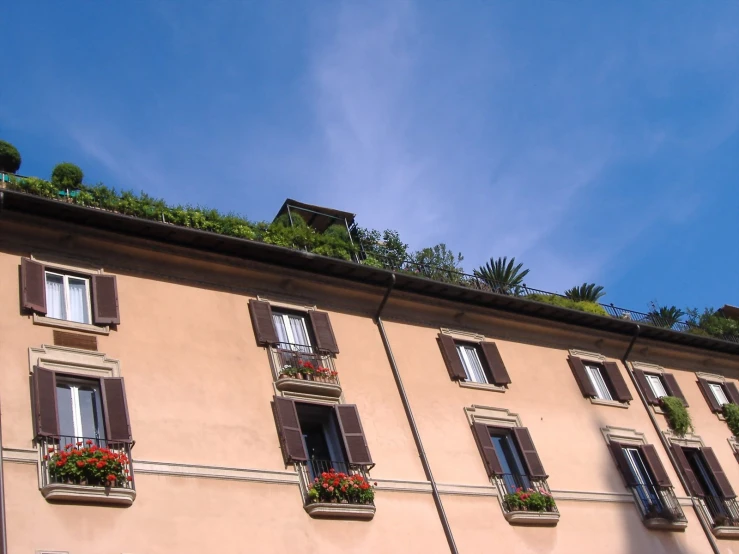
[[634, 370, 658, 405], [248, 300, 279, 345], [512, 427, 547, 478], [603, 362, 632, 402], [21, 258, 47, 314], [272, 396, 307, 463], [32, 366, 59, 437], [309, 311, 339, 354], [662, 373, 688, 406], [102, 377, 132, 443], [725, 382, 739, 405], [335, 404, 372, 465], [480, 342, 511, 386], [438, 334, 466, 381], [609, 442, 639, 486], [92, 274, 120, 325], [568, 356, 597, 397], [701, 447, 736, 498], [639, 444, 672, 487], [698, 378, 722, 413], [471, 423, 504, 476], [671, 444, 705, 497]]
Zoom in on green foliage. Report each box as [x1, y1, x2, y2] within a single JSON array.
[[46, 441, 130, 487], [51, 162, 84, 188], [648, 305, 686, 329], [409, 244, 464, 283], [564, 283, 606, 302], [686, 308, 739, 341], [474, 256, 530, 295], [0, 140, 21, 173], [503, 487, 556, 512], [356, 228, 409, 270], [660, 396, 692, 437], [525, 293, 608, 316], [723, 404, 739, 438]]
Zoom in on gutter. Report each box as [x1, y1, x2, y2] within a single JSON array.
[[374, 275, 459, 554], [621, 326, 721, 554]]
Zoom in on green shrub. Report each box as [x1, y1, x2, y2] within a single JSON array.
[[686, 308, 739, 341], [660, 396, 692, 437], [51, 163, 84, 188], [0, 140, 22, 173], [525, 293, 608, 316], [723, 404, 739, 438]]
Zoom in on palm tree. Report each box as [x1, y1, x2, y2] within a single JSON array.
[[564, 283, 606, 303], [648, 306, 685, 329], [473, 257, 530, 295]]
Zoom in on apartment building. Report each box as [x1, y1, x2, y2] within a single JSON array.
[[0, 188, 738, 553]]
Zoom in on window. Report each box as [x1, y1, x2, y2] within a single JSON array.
[[489, 429, 531, 492], [456, 343, 493, 384], [56, 376, 106, 442], [45, 271, 91, 324], [296, 403, 348, 478], [710, 384, 730, 407], [646, 374, 669, 400], [249, 300, 340, 354], [623, 446, 663, 513], [272, 310, 313, 352], [585, 363, 614, 401]]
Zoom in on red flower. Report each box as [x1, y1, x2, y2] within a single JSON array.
[[106, 474, 117, 482], [76, 441, 83, 447], [126, 476, 133, 482], [328, 486, 334, 492], [76, 461, 85, 468], [56, 461, 64, 467], [96, 462, 105, 469], [64, 444, 72, 450], [44, 455, 49, 460], [85, 439, 93, 445], [47, 446, 55, 453]]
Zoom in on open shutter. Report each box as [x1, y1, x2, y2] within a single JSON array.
[[568, 356, 597, 397], [335, 404, 372, 465], [472, 423, 503, 476], [701, 447, 736, 498], [662, 373, 688, 406], [32, 366, 59, 437], [512, 427, 547, 478], [698, 378, 722, 413], [639, 444, 672, 487], [249, 300, 279, 345], [480, 342, 511, 386], [671, 444, 705, 496], [438, 334, 466, 381], [102, 377, 132, 443], [603, 362, 632, 402], [92, 274, 120, 325], [609, 442, 639, 486], [272, 396, 307, 463], [634, 370, 658, 405], [21, 258, 47, 314], [309, 311, 339, 354], [725, 382, 739, 405]]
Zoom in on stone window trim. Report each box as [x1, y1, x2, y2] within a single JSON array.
[[570, 349, 630, 409], [464, 405, 521, 429], [276, 389, 345, 406], [696, 372, 732, 421], [257, 294, 317, 312]]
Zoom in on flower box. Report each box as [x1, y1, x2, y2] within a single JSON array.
[[304, 502, 375, 520], [275, 376, 342, 398], [304, 468, 375, 519], [504, 510, 560, 526], [41, 483, 136, 506]]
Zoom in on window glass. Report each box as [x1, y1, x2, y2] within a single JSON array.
[[272, 312, 312, 352], [456, 344, 488, 384], [68, 277, 90, 324], [686, 449, 721, 499], [56, 384, 76, 437], [45, 273, 66, 320], [296, 403, 347, 479], [44, 271, 91, 324], [491, 432, 531, 492], [646, 375, 668, 399], [55, 377, 106, 441], [624, 447, 662, 512], [710, 384, 729, 406], [585, 364, 613, 400]]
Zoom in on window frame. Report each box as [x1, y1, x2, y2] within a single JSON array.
[[55, 374, 106, 441], [709, 383, 730, 408], [456, 342, 493, 385], [44, 269, 93, 325], [271, 309, 314, 351], [584, 363, 614, 401], [645, 374, 669, 400]]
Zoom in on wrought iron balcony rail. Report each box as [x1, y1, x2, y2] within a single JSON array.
[[699, 495, 739, 527], [298, 458, 374, 505], [628, 484, 686, 523], [268, 343, 338, 383], [39, 434, 134, 490], [493, 473, 558, 513]]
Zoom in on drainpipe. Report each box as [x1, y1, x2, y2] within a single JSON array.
[[621, 325, 720, 554], [375, 275, 459, 554], [0, 397, 7, 554]]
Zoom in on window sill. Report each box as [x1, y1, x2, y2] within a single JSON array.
[[275, 376, 342, 398], [504, 510, 560, 526], [712, 526, 739, 539], [304, 502, 375, 520], [41, 483, 135, 506], [643, 517, 688, 531], [33, 314, 109, 335], [590, 397, 629, 409], [458, 381, 506, 393]]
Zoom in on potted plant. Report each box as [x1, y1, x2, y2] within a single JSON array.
[[46, 441, 131, 487], [279, 364, 300, 379], [503, 487, 556, 512], [307, 468, 375, 505], [314, 365, 339, 382]]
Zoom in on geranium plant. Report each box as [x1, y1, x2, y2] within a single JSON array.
[[46, 441, 132, 487], [503, 487, 556, 512], [279, 359, 338, 381], [307, 468, 375, 505]]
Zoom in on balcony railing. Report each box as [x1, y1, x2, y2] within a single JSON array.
[[298, 458, 373, 503], [699, 495, 739, 527], [268, 343, 339, 384], [493, 473, 558, 514], [629, 484, 686, 524], [39, 434, 134, 490]]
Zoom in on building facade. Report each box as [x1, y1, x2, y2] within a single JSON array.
[[1, 189, 739, 553]]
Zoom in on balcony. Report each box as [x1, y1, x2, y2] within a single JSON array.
[[494, 473, 560, 526], [700, 495, 739, 539], [39, 435, 136, 506], [269, 343, 342, 398], [299, 459, 375, 520], [629, 484, 687, 530]]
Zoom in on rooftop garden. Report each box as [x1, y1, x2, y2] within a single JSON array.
[[1, 139, 737, 344]]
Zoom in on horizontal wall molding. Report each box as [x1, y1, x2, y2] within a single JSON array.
[[133, 460, 300, 486]]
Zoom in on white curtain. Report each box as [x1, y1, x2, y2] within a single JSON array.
[[68, 278, 89, 324], [272, 314, 289, 346], [45, 274, 66, 320], [288, 315, 311, 352]]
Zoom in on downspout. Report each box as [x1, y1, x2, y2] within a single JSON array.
[[375, 275, 459, 554], [621, 325, 720, 554], [0, 397, 7, 554]]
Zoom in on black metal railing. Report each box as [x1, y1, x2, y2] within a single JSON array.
[[700, 495, 739, 527], [493, 473, 558, 513], [269, 343, 339, 383], [299, 458, 374, 505], [629, 484, 686, 523], [39, 435, 134, 489]]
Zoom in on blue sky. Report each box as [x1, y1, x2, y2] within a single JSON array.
[[2, 2, 738, 315]]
